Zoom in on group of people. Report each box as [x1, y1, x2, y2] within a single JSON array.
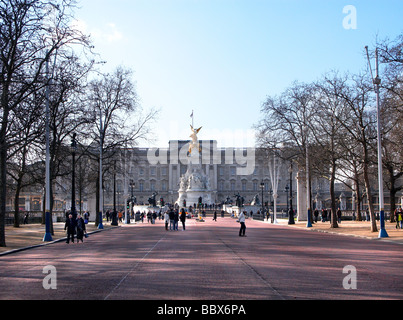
[[132, 210, 163, 223], [395, 207, 403, 229], [164, 208, 187, 231], [162, 207, 247, 236], [105, 210, 123, 224], [313, 208, 343, 223], [64, 212, 88, 244]]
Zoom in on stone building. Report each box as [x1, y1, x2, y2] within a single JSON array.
[[6, 139, 403, 223], [122, 140, 295, 208]]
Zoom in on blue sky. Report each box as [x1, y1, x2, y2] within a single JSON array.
[[75, 0, 403, 147]]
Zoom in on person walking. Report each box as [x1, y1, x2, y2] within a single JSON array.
[[365, 208, 370, 221], [174, 209, 179, 231], [169, 209, 175, 230], [76, 214, 86, 243], [238, 211, 246, 237], [164, 211, 169, 230], [213, 211, 217, 221], [396, 208, 401, 228], [64, 214, 76, 244], [83, 211, 90, 224], [322, 208, 327, 222], [397, 208, 403, 229], [180, 208, 187, 230], [337, 208, 342, 223], [314, 209, 319, 223], [152, 211, 157, 224], [23, 212, 29, 224]]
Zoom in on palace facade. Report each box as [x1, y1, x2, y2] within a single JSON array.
[[7, 139, 401, 222]]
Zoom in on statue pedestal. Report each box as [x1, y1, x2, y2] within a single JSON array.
[[176, 158, 213, 206], [183, 190, 212, 206]]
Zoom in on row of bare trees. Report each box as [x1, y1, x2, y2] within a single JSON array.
[[0, 0, 157, 247], [256, 35, 403, 233]]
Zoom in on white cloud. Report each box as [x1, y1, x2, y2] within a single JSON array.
[[104, 23, 123, 43], [72, 18, 88, 34], [72, 19, 124, 44]]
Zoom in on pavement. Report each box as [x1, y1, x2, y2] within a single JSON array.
[[1, 217, 403, 256], [0, 220, 118, 255], [263, 218, 403, 244]]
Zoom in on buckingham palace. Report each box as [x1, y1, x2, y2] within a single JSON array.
[[9, 138, 387, 223], [106, 140, 333, 212]]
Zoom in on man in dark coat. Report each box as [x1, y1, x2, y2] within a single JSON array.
[[180, 208, 187, 230], [76, 214, 86, 243], [169, 209, 175, 230], [64, 214, 76, 244]]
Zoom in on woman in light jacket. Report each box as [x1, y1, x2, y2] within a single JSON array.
[[238, 211, 246, 237]]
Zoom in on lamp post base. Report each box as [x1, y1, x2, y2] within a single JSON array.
[[306, 209, 313, 228], [378, 210, 388, 238], [43, 233, 53, 242], [379, 228, 389, 238], [98, 211, 104, 229], [43, 211, 53, 242]]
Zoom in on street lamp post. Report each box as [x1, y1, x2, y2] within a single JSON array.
[[366, 46, 388, 238], [289, 163, 295, 225], [306, 128, 312, 228], [98, 110, 104, 229], [130, 180, 135, 201], [260, 182, 265, 217], [43, 53, 52, 242], [129, 180, 135, 224], [111, 160, 118, 226], [71, 133, 77, 219], [375, 48, 388, 238], [269, 189, 273, 223]]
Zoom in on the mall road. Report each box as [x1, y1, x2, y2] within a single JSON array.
[[1, 217, 403, 300]]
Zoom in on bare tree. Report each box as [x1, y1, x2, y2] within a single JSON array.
[[332, 73, 379, 232], [256, 81, 315, 164], [7, 91, 44, 227], [309, 73, 353, 228], [42, 48, 94, 230], [84, 66, 158, 226], [378, 34, 403, 221], [0, 0, 90, 246], [256, 82, 317, 222]]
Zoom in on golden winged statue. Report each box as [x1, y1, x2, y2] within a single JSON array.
[[188, 125, 202, 155]]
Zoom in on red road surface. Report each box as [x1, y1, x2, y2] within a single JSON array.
[[1, 217, 402, 300]]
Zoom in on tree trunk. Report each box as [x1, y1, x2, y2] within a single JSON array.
[[387, 165, 397, 223], [363, 166, 378, 232], [13, 185, 21, 228], [0, 100, 9, 247], [0, 142, 7, 247], [355, 180, 362, 221], [390, 189, 396, 223], [95, 172, 100, 227], [330, 159, 339, 228]]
